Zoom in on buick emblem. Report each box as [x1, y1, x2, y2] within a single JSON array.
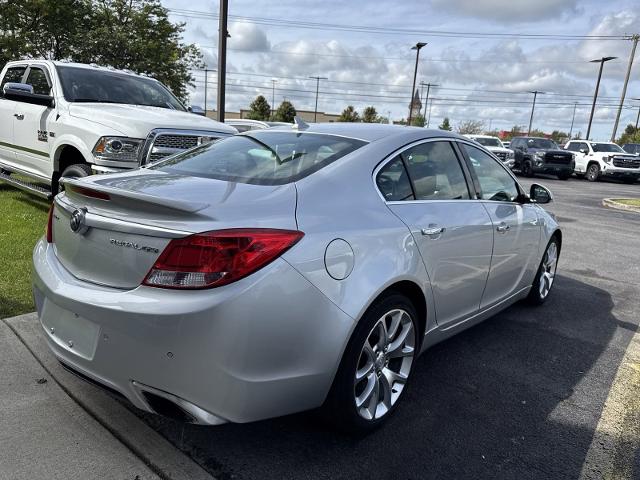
[[69, 208, 88, 234]]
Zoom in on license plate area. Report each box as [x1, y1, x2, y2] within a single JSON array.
[[40, 300, 100, 361]]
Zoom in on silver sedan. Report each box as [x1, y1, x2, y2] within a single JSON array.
[[32, 123, 561, 432]]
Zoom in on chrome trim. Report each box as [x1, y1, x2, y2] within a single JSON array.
[[132, 381, 228, 425], [140, 128, 231, 165], [55, 196, 193, 238]]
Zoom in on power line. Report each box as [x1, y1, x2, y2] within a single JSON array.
[[168, 8, 631, 41]]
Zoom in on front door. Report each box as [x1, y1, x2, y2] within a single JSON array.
[[459, 143, 541, 308], [379, 140, 494, 327], [12, 65, 55, 179], [0, 65, 27, 167]]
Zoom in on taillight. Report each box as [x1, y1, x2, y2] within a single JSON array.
[[143, 229, 304, 289], [46, 203, 54, 243], [67, 185, 111, 201]]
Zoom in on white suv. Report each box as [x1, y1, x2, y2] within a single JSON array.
[[564, 140, 640, 183], [0, 60, 237, 198], [466, 135, 515, 169]]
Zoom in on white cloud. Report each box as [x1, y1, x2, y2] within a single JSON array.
[[430, 0, 579, 22], [228, 22, 271, 52]]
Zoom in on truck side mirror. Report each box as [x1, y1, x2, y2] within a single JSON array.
[[3, 82, 54, 108]]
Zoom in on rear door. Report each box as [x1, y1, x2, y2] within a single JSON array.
[[12, 65, 55, 179], [380, 139, 494, 327], [459, 142, 540, 308], [0, 65, 27, 166]]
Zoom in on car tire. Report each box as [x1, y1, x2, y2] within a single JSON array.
[[323, 292, 419, 434], [527, 236, 560, 306], [586, 163, 600, 182], [522, 160, 534, 178]]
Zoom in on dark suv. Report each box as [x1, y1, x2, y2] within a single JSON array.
[[622, 143, 640, 155], [510, 137, 575, 180]]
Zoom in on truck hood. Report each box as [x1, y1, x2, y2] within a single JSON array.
[[68, 103, 237, 138], [527, 148, 568, 155], [485, 146, 512, 154]]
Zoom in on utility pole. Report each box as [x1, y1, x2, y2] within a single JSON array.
[[527, 91, 543, 135], [271, 78, 277, 120], [203, 68, 213, 116], [216, 0, 229, 122], [586, 56, 617, 140], [419, 81, 439, 120], [309, 76, 327, 122], [611, 35, 639, 142], [408, 42, 427, 126], [569, 102, 578, 139], [427, 98, 433, 128]]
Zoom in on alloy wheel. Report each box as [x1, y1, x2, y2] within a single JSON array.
[[353, 309, 415, 421], [539, 242, 558, 299]]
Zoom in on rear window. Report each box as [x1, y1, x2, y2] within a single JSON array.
[[151, 131, 367, 185]]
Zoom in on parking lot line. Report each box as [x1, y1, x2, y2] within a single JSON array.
[[580, 326, 640, 479]]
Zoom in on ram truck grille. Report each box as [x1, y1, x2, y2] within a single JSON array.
[[146, 133, 220, 163], [494, 152, 507, 161]]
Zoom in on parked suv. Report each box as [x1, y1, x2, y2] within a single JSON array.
[[0, 60, 237, 198], [466, 135, 514, 169], [510, 137, 575, 180], [565, 140, 640, 183]]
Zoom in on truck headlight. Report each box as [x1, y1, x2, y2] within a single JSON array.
[[93, 137, 143, 162], [603, 155, 612, 164], [507, 150, 514, 159]]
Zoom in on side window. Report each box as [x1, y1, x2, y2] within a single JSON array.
[[1, 66, 26, 91], [462, 144, 519, 202], [376, 155, 414, 201], [565, 142, 577, 152], [401, 141, 470, 200], [25, 68, 51, 95]]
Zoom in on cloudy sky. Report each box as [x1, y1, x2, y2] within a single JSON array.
[[163, 0, 640, 140]]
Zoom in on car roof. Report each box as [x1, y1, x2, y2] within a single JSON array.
[[5, 60, 151, 80], [263, 123, 462, 143]]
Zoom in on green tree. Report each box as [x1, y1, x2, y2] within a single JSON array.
[[362, 106, 379, 123], [550, 130, 569, 143], [246, 95, 271, 120], [0, 0, 202, 103], [274, 100, 296, 123], [617, 124, 640, 145], [338, 105, 360, 122], [439, 117, 452, 131], [411, 114, 425, 127]]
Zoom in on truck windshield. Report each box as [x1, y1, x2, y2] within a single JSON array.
[[526, 138, 558, 149], [151, 131, 367, 185], [56, 66, 185, 111], [591, 143, 624, 153], [473, 137, 501, 147]]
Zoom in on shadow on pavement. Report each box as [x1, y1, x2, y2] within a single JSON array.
[[130, 275, 630, 480]]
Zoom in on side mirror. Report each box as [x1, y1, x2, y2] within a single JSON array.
[[3, 82, 54, 107], [188, 105, 206, 116], [579, 148, 587, 154], [530, 183, 553, 204]]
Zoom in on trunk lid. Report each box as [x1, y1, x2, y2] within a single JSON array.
[[52, 170, 298, 289]]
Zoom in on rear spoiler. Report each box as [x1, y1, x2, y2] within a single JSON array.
[[60, 177, 210, 214]]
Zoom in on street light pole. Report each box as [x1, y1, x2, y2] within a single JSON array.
[[271, 79, 277, 120], [586, 56, 617, 140], [408, 42, 427, 126], [216, 0, 229, 122], [611, 34, 638, 142], [633, 99, 640, 130], [527, 91, 543, 135], [309, 76, 327, 122], [569, 102, 578, 139]]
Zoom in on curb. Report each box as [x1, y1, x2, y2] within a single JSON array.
[[602, 198, 640, 214], [3, 313, 214, 480]]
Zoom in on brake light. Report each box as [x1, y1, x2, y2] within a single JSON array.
[[67, 185, 111, 201], [46, 203, 54, 243], [143, 229, 304, 289]]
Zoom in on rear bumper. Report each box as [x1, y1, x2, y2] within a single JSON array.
[[32, 238, 354, 424]]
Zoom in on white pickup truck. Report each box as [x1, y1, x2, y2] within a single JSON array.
[[0, 60, 236, 198]]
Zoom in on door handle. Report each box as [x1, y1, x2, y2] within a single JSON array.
[[13, 113, 24, 120], [421, 226, 445, 237], [496, 223, 510, 233]]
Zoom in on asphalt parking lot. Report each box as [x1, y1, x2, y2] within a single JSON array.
[[108, 176, 639, 480]]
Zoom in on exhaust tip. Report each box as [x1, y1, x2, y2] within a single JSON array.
[[141, 392, 195, 423]]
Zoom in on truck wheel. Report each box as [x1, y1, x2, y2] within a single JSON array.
[[522, 160, 534, 178], [56, 164, 93, 193], [586, 164, 600, 182]]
